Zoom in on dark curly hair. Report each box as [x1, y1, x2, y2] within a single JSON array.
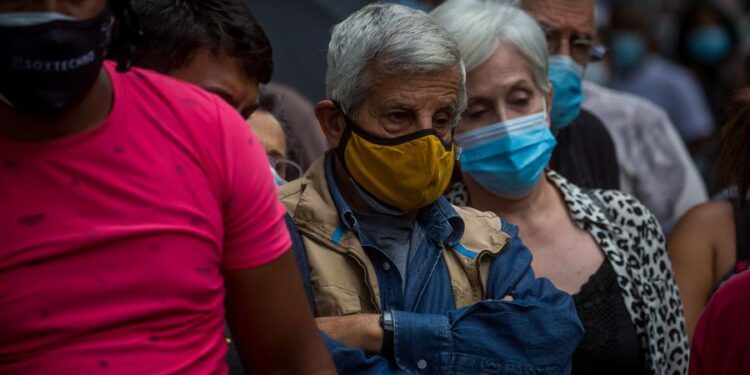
[[113, 0, 273, 83], [718, 89, 750, 204]]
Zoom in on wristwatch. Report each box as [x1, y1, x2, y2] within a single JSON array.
[[380, 310, 395, 359]]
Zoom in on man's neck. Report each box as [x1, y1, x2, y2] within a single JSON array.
[[0, 68, 113, 142], [331, 155, 418, 222]]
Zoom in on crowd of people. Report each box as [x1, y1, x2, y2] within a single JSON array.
[[1, 0, 749, 374]]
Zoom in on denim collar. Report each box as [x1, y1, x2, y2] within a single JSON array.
[[324, 153, 464, 247]]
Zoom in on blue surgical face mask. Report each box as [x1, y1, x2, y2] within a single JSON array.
[[548, 55, 584, 132], [688, 26, 731, 66], [611, 31, 647, 71], [456, 105, 557, 199]]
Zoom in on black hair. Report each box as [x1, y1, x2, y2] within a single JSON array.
[[113, 0, 273, 83], [257, 90, 278, 116], [675, 0, 739, 67], [110, 0, 143, 72], [718, 89, 750, 205]]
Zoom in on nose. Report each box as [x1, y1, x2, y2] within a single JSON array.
[[416, 115, 434, 131], [557, 38, 572, 58]]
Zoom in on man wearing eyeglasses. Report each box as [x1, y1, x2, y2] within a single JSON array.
[[506, 0, 621, 192], [522, 0, 708, 233]]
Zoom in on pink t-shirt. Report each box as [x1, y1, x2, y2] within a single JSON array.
[[0, 62, 291, 374]]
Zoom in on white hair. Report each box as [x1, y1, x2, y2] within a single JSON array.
[[431, 0, 551, 93], [326, 3, 467, 117]]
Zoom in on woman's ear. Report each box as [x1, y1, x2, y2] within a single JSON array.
[[315, 100, 346, 148]]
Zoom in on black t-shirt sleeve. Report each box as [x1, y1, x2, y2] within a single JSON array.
[[550, 109, 620, 190]]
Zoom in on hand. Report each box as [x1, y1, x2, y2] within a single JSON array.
[[316, 314, 383, 354]]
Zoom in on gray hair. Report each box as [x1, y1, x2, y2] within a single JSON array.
[[431, 0, 551, 93], [326, 4, 467, 117]]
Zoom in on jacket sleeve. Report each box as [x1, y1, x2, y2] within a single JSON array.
[[390, 222, 584, 375], [322, 333, 410, 374]]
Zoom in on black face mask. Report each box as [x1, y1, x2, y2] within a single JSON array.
[[0, 8, 112, 116]]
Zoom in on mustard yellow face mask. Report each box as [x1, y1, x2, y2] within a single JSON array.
[[336, 113, 456, 212]]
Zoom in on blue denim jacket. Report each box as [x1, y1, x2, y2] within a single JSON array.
[[288, 155, 583, 374]]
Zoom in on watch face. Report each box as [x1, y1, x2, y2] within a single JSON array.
[[382, 311, 395, 331]]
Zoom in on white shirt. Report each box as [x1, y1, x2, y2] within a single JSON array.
[[609, 55, 715, 143], [583, 81, 708, 232]]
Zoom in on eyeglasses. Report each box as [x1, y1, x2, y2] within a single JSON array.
[[543, 29, 607, 64], [269, 156, 304, 181]]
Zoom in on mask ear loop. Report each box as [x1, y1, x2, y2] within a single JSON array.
[[330, 100, 355, 174], [543, 94, 559, 137], [451, 126, 462, 161]]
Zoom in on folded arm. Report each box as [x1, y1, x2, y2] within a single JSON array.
[[390, 224, 583, 374]]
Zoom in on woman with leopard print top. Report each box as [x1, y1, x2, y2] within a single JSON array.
[[432, 2, 689, 374]]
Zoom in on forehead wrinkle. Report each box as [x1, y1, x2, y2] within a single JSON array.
[[367, 75, 460, 114], [524, 0, 595, 34]]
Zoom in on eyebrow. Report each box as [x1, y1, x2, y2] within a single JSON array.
[[538, 22, 594, 39], [379, 101, 416, 112], [443, 104, 460, 117]]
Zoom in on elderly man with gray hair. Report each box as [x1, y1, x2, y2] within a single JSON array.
[[278, 3, 583, 374]]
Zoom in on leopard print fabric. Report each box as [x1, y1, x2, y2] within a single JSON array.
[[445, 170, 689, 374]]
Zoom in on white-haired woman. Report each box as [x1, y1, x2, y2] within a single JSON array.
[[432, 1, 689, 374]]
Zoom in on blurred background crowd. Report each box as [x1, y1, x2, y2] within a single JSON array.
[[253, 0, 750, 196]]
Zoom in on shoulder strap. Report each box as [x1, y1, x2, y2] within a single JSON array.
[[284, 213, 317, 315]]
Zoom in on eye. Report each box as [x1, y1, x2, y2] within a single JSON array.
[[465, 104, 489, 120], [571, 37, 593, 52], [508, 90, 532, 107], [386, 111, 410, 123], [510, 97, 531, 107], [433, 113, 452, 129], [467, 110, 487, 120]]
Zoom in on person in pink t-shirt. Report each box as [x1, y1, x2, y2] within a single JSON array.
[[689, 271, 750, 375], [0, 1, 335, 374]]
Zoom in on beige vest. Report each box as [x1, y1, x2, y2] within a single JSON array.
[[279, 157, 510, 316]]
